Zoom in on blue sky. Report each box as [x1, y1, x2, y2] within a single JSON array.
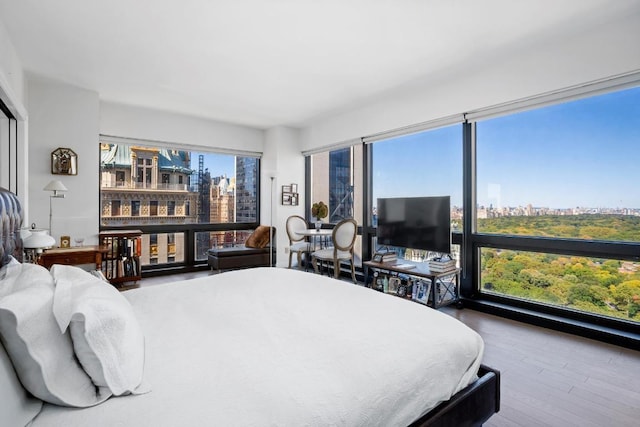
[[192, 152, 235, 180], [373, 86, 640, 209]]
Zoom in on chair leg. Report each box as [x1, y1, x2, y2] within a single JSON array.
[[350, 259, 356, 283], [288, 251, 293, 269], [312, 257, 319, 274], [297, 251, 302, 269], [333, 260, 340, 279]]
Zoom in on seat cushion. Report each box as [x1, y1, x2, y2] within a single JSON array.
[[208, 246, 270, 257], [290, 242, 312, 252], [207, 246, 273, 271], [312, 248, 352, 261]]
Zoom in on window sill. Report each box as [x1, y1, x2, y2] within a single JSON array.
[[461, 298, 640, 350]]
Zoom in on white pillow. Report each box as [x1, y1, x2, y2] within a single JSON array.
[[51, 265, 146, 396], [0, 255, 21, 296], [0, 263, 110, 407], [0, 338, 42, 427]]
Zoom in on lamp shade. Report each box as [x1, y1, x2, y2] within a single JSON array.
[[43, 180, 68, 192], [23, 228, 56, 249]]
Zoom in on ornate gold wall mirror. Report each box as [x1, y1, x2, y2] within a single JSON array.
[[51, 147, 77, 175]]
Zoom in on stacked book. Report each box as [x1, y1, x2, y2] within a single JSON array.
[[428, 258, 457, 273], [380, 252, 397, 263]]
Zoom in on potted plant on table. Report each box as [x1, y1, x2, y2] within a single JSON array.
[[311, 201, 328, 231]]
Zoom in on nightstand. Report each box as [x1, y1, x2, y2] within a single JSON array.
[[37, 245, 107, 270]]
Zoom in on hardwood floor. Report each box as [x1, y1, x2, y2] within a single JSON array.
[[442, 307, 640, 426], [142, 271, 640, 427]]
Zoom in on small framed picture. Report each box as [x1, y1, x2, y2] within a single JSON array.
[[373, 272, 385, 292], [291, 193, 299, 206], [291, 183, 298, 193], [282, 185, 292, 193], [60, 235, 71, 248], [412, 279, 431, 305], [282, 192, 293, 205], [388, 276, 401, 294]]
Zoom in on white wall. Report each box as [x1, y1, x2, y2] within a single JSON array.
[[27, 76, 100, 245], [0, 17, 28, 207], [299, 12, 640, 151], [0, 19, 25, 109], [100, 101, 264, 154], [262, 126, 305, 267]]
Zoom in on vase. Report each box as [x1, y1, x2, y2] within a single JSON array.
[[315, 221, 322, 231]]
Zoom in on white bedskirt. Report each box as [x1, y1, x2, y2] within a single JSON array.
[[32, 267, 484, 427]]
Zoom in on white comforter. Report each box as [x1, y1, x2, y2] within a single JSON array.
[[32, 267, 483, 427]]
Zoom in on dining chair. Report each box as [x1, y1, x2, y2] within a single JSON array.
[[286, 215, 312, 269], [311, 218, 357, 282]]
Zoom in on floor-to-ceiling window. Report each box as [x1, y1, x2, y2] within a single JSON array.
[[369, 124, 463, 261], [304, 78, 640, 339], [308, 144, 363, 265], [473, 86, 640, 324], [100, 139, 260, 271]]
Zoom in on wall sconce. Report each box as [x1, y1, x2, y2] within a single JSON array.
[[51, 147, 77, 175], [44, 180, 68, 236]]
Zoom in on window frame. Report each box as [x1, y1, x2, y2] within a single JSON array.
[[99, 138, 263, 274], [462, 84, 640, 339], [305, 77, 640, 345]]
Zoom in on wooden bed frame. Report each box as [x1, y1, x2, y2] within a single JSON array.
[[0, 187, 500, 426], [411, 365, 500, 426]]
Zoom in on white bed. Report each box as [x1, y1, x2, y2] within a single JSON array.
[[32, 267, 483, 426]]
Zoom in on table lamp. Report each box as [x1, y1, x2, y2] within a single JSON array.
[[22, 225, 56, 262]]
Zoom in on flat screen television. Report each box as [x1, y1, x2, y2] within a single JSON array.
[[376, 196, 451, 254]]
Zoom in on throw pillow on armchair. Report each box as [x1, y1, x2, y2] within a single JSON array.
[[245, 226, 274, 249]]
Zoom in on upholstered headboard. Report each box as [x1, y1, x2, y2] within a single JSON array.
[[0, 187, 23, 266]]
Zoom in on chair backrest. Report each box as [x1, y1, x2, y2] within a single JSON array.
[[286, 215, 308, 244], [332, 218, 357, 252]]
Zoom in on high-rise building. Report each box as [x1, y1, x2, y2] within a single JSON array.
[[235, 157, 258, 223], [100, 143, 198, 264]]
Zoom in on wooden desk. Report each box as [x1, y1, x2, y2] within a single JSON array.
[[38, 246, 107, 270], [363, 259, 461, 309]]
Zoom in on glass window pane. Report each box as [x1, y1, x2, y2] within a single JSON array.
[[309, 145, 363, 264], [150, 201, 158, 216], [476, 87, 640, 242], [371, 125, 462, 231], [480, 248, 640, 323], [111, 200, 121, 216], [310, 145, 362, 225], [194, 229, 255, 261], [100, 142, 258, 227], [137, 232, 184, 266]]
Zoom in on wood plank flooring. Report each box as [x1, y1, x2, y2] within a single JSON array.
[[442, 307, 640, 427], [142, 271, 640, 427]]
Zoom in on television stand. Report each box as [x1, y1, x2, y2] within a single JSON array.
[[363, 259, 461, 309]]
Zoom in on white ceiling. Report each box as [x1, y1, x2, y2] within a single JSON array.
[[1, 0, 638, 129]]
